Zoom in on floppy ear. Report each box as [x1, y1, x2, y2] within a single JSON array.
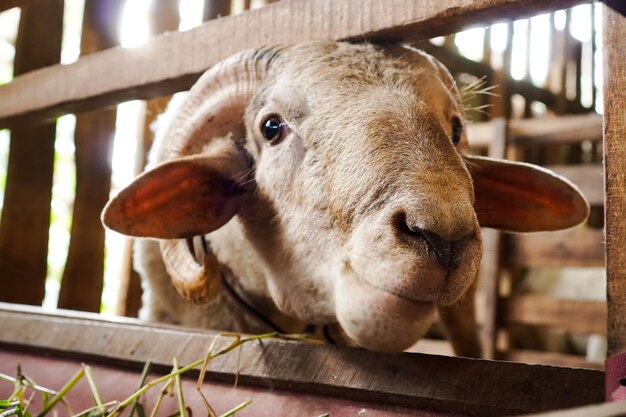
[[464, 155, 590, 232], [102, 155, 248, 239]]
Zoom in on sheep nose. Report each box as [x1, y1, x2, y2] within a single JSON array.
[[402, 224, 472, 270]]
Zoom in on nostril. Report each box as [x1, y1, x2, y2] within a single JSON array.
[[394, 213, 472, 270], [419, 228, 472, 270]]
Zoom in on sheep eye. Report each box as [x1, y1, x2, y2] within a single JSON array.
[[261, 116, 289, 145], [451, 117, 462, 145]]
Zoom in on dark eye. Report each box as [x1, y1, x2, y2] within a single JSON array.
[[261, 116, 289, 145], [451, 117, 462, 145]]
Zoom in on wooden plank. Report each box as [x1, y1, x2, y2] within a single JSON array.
[[469, 113, 603, 149], [603, 7, 626, 357], [57, 0, 124, 313], [504, 294, 607, 335], [505, 228, 605, 268], [0, 0, 588, 128], [0, 304, 605, 416], [0, 349, 435, 417], [507, 350, 604, 371], [509, 113, 603, 145], [0, 0, 63, 305], [547, 164, 604, 206]]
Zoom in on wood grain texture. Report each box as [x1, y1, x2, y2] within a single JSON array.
[[504, 294, 607, 335], [0, 0, 588, 128], [0, 304, 605, 416], [505, 228, 605, 268], [57, 0, 124, 312], [0, 0, 63, 305], [603, 7, 626, 357]]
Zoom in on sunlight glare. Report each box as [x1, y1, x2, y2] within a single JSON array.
[[455, 27, 484, 62], [120, 0, 152, 48]]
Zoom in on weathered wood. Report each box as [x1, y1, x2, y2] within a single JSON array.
[[469, 113, 603, 148], [547, 164, 604, 206], [0, 304, 605, 416], [504, 294, 607, 335], [603, 6, 626, 357], [57, 0, 124, 312], [0, 350, 432, 417], [505, 228, 605, 268], [0, 0, 589, 128], [507, 350, 605, 371], [0, 0, 63, 305], [509, 113, 603, 145]]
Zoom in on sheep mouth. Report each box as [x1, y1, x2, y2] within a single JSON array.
[[342, 259, 438, 306]]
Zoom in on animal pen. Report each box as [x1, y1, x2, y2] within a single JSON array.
[[0, 0, 624, 415]]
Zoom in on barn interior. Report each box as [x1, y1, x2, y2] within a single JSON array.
[[0, 1, 624, 416]]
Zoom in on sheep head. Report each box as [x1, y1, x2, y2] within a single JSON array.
[[103, 42, 589, 352]]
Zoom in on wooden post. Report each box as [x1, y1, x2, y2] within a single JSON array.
[[603, 7, 626, 358], [0, 0, 63, 305], [204, 0, 231, 20], [57, 0, 124, 312]]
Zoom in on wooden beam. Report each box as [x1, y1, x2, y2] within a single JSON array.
[[509, 113, 603, 145], [469, 113, 603, 149], [0, 304, 605, 416], [505, 228, 605, 268], [603, 7, 626, 357], [0, 0, 63, 305], [504, 294, 607, 335], [0, 0, 588, 128], [547, 164, 604, 206]]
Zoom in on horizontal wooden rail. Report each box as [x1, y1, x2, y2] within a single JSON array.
[[503, 294, 607, 335], [0, 303, 604, 416], [548, 164, 604, 206], [505, 228, 605, 268], [0, 0, 588, 129], [468, 113, 602, 148]]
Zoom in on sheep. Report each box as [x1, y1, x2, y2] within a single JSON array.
[[102, 41, 589, 355]]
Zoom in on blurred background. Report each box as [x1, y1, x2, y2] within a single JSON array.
[[0, 0, 607, 370]]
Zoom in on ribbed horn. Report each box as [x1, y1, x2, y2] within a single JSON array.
[[160, 46, 286, 304]]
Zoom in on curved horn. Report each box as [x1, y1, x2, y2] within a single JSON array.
[[161, 46, 286, 303], [160, 239, 221, 303]]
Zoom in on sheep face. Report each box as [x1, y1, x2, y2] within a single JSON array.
[[232, 43, 480, 351], [103, 42, 589, 353]]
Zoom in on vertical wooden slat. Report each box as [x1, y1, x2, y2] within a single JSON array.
[[117, 0, 181, 317], [603, 7, 626, 357], [57, 0, 124, 312], [478, 119, 506, 359], [204, 0, 231, 20], [0, 0, 64, 305]]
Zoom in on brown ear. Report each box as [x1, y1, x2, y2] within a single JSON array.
[[102, 155, 248, 239], [464, 155, 590, 232]]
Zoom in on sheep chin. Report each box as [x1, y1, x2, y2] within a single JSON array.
[[334, 265, 437, 353]]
